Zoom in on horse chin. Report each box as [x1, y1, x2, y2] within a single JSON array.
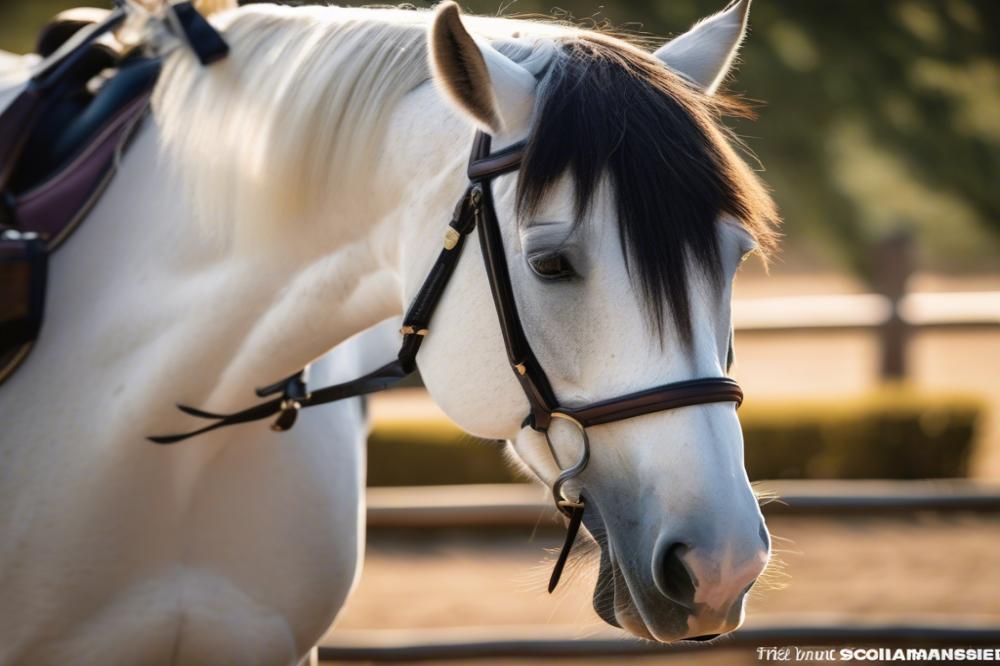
[[588, 516, 696, 643], [592, 544, 622, 627], [593, 553, 653, 640], [592, 552, 703, 643]]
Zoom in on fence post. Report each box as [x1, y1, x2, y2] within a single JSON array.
[[870, 229, 914, 381]]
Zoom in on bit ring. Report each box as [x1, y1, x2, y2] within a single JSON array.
[[545, 412, 590, 516]]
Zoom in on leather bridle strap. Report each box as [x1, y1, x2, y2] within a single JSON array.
[[149, 129, 746, 597], [152, 131, 744, 592], [149, 185, 482, 444], [561, 377, 743, 427], [467, 133, 743, 434], [149, 357, 415, 444], [467, 132, 745, 591]]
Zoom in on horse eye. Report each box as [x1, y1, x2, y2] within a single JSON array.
[[528, 252, 576, 280]]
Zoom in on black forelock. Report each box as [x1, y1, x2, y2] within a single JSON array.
[[515, 35, 778, 346]]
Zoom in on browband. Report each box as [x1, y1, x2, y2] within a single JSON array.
[[467, 136, 526, 180]]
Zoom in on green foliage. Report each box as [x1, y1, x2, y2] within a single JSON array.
[[3, 0, 998, 273], [368, 389, 983, 485], [0, 0, 84, 55], [741, 387, 981, 479], [489, 0, 1000, 275], [368, 420, 518, 486]]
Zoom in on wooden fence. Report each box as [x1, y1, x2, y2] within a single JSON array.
[[733, 234, 1000, 380]]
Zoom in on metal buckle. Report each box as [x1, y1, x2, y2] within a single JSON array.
[[270, 398, 302, 432]]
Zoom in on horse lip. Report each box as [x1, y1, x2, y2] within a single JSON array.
[[585, 499, 699, 642], [585, 497, 655, 637], [593, 549, 621, 627], [585, 500, 622, 628]]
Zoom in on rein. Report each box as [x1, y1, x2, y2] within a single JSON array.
[[151, 132, 743, 591]]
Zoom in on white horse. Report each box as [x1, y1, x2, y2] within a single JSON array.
[[0, 0, 780, 662]]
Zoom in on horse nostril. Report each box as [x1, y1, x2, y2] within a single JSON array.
[[657, 542, 695, 606]]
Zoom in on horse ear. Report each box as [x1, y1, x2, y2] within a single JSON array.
[[653, 0, 752, 94], [429, 1, 536, 135]]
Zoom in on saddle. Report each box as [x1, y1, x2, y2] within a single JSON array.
[[0, 3, 227, 384]]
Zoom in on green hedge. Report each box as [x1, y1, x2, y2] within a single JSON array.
[[368, 420, 517, 486], [741, 389, 981, 480], [367, 388, 982, 486]]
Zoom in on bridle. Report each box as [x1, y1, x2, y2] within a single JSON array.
[[152, 131, 744, 591]]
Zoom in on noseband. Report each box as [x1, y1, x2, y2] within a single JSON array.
[[152, 131, 743, 591]]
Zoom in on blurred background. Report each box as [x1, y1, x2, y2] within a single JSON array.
[[3, 0, 998, 663]]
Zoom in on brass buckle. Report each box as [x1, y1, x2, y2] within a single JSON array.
[[270, 399, 302, 432]]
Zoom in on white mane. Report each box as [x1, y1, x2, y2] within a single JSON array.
[[152, 5, 572, 243]]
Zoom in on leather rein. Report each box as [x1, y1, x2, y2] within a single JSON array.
[[152, 131, 744, 591]]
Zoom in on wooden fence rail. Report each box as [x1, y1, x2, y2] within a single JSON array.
[[732, 234, 999, 380], [338, 483, 1000, 662], [365, 479, 1000, 529]]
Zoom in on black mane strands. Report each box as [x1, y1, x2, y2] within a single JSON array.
[[516, 35, 779, 345]]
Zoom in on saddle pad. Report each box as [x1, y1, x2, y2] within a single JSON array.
[[9, 59, 159, 246], [0, 58, 157, 384]]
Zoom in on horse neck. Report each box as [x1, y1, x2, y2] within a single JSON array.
[[167, 91, 471, 408]]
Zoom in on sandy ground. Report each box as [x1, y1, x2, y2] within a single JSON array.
[[323, 514, 1000, 663], [336, 515, 1000, 629]]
